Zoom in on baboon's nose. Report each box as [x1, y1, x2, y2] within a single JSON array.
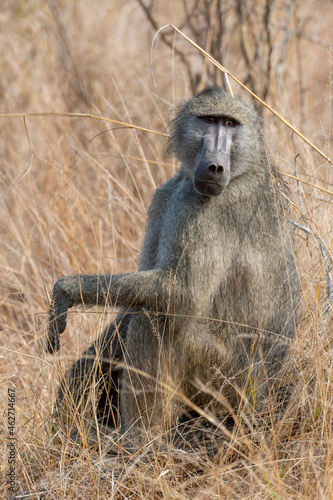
[[208, 164, 224, 174]]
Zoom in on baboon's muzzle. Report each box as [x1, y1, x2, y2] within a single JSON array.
[[193, 177, 226, 197], [193, 127, 231, 197]]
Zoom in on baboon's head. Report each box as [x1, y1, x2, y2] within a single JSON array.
[[165, 86, 266, 197]]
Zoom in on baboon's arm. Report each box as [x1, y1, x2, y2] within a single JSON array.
[[47, 270, 185, 353]]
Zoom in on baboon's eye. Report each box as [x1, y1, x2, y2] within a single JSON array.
[[202, 116, 217, 123], [224, 119, 236, 127]]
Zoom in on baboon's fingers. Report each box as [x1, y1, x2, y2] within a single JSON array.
[[46, 285, 74, 353], [46, 305, 66, 353]]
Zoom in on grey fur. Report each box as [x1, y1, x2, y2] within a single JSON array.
[[47, 87, 299, 442]]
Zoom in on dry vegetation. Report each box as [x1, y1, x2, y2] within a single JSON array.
[[0, 0, 332, 498]]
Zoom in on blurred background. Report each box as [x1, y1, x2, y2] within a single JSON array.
[[0, 0, 332, 497]]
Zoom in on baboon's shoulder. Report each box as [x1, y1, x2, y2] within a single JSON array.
[[148, 173, 183, 215]]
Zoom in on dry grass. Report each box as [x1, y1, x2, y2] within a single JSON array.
[[0, 0, 332, 498]]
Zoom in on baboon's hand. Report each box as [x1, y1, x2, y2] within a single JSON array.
[[47, 279, 74, 353]]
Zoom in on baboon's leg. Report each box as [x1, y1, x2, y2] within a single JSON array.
[[55, 313, 131, 435], [120, 315, 183, 442]]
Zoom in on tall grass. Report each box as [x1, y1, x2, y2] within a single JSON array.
[[0, 0, 332, 498]]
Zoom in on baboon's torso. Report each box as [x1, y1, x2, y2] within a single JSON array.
[[127, 169, 296, 406]]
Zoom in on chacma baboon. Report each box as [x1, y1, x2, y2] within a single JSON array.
[[47, 86, 298, 444]]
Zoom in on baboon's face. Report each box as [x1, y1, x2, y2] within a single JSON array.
[[167, 88, 263, 196], [192, 115, 240, 197]]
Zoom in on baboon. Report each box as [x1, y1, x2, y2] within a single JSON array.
[[47, 86, 298, 444]]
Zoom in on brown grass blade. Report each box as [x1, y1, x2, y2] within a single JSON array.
[[0, 112, 168, 137]]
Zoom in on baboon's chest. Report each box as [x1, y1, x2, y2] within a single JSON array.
[[157, 190, 227, 265]]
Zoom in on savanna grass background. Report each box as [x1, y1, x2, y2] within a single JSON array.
[[0, 0, 332, 498]]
